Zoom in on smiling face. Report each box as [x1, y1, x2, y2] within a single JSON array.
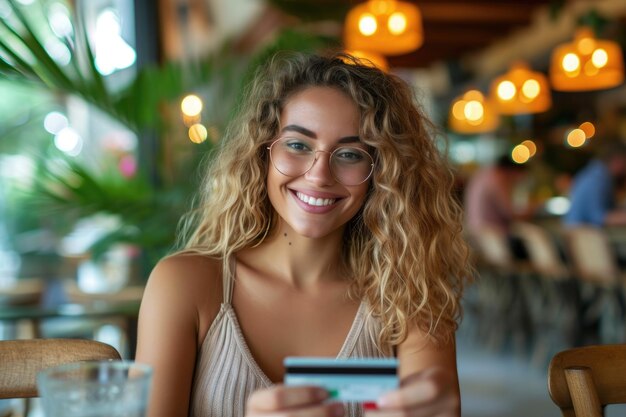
[[266, 86, 370, 240]]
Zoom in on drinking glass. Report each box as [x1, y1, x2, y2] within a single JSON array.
[[37, 360, 152, 417]]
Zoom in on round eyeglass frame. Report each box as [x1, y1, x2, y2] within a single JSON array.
[[266, 138, 375, 186]]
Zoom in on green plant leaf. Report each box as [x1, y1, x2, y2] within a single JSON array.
[[4, 3, 341, 269], [5, 0, 73, 89]]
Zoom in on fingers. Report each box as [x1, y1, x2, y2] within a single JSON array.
[[248, 402, 344, 417], [365, 396, 458, 417], [368, 368, 459, 417], [246, 385, 345, 417], [248, 385, 328, 410], [378, 373, 442, 408]]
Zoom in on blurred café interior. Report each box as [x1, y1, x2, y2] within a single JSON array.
[[1, 0, 626, 416]]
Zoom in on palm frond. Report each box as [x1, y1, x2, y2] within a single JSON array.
[[3, 2, 339, 265]]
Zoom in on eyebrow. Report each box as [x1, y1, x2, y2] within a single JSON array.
[[281, 124, 361, 144]]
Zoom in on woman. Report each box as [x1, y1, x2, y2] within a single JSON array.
[[136, 52, 471, 417]]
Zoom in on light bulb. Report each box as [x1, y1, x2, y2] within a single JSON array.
[[358, 14, 377, 36]]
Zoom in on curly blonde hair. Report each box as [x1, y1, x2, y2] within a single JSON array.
[[179, 52, 472, 347]]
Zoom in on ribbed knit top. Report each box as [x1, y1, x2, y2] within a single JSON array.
[[188, 261, 393, 417]]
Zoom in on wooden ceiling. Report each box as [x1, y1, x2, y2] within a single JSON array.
[[264, 0, 560, 70], [383, 0, 557, 69]]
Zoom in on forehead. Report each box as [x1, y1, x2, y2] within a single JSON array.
[[280, 87, 360, 135]]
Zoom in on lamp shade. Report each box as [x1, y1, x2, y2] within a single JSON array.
[[550, 27, 624, 92], [490, 61, 551, 115], [344, 0, 423, 56], [449, 90, 499, 134]]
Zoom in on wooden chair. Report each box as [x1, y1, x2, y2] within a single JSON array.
[[0, 338, 121, 399], [548, 344, 626, 417], [563, 226, 626, 344], [511, 222, 579, 363], [563, 227, 624, 286], [468, 226, 514, 271], [63, 280, 144, 304], [512, 222, 569, 279], [0, 279, 46, 340], [37, 280, 145, 357], [465, 227, 533, 353], [0, 279, 45, 307]]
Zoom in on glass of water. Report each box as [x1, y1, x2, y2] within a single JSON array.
[[37, 360, 152, 417]]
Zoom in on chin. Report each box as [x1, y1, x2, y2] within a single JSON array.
[[289, 221, 343, 240], [293, 228, 331, 240]]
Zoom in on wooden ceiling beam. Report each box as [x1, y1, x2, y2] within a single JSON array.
[[388, 46, 471, 66], [418, 3, 537, 23], [422, 27, 520, 45]]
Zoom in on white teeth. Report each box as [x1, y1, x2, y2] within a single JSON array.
[[296, 192, 336, 207]]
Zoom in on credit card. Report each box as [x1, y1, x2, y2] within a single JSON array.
[[284, 357, 399, 403]]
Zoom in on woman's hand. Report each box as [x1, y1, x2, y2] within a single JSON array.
[[367, 367, 460, 417], [246, 385, 345, 417]]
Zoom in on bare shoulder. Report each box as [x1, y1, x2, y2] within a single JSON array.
[[148, 253, 222, 295], [137, 253, 223, 417], [142, 253, 224, 333]]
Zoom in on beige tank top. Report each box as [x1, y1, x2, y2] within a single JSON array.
[[189, 260, 394, 417]]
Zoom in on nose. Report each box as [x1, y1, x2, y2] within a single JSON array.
[[304, 150, 336, 186]]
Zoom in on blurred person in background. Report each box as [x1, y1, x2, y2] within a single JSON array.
[[136, 52, 471, 417], [564, 142, 626, 228], [464, 155, 530, 260]]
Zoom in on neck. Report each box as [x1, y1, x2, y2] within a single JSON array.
[[244, 222, 347, 288]]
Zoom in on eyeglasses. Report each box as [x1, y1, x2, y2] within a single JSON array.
[[267, 137, 374, 186]]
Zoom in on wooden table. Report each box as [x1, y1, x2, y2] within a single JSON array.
[[0, 301, 141, 358]]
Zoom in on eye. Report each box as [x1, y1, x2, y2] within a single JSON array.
[[283, 138, 313, 153], [334, 148, 367, 163]]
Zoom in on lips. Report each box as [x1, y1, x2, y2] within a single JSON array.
[[295, 191, 337, 207]]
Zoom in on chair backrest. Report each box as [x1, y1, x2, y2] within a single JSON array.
[[0, 278, 45, 306], [467, 226, 513, 270], [563, 226, 619, 285], [63, 280, 144, 304], [512, 222, 569, 278], [548, 344, 626, 417], [0, 338, 121, 399]]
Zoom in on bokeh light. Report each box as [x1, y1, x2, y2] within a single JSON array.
[[591, 48, 608, 68], [579, 122, 595, 139], [511, 144, 530, 163], [388, 12, 407, 35], [181, 95, 203, 117], [54, 127, 83, 156], [44, 111, 69, 134], [566, 129, 586, 147], [464, 100, 484, 122], [521, 140, 537, 157], [562, 53, 580, 73], [496, 80, 516, 100], [521, 79, 540, 99], [48, 3, 73, 37], [188, 124, 208, 143], [358, 14, 377, 36]]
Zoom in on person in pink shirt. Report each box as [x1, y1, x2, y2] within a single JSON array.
[[464, 155, 528, 259]]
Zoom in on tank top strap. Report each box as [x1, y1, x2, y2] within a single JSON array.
[[222, 255, 236, 304]]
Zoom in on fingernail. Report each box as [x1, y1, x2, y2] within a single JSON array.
[[377, 395, 390, 408], [363, 402, 378, 411]]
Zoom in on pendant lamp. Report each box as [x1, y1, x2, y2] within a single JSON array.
[[449, 90, 499, 135], [344, 49, 389, 71], [490, 61, 551, 115], [550, 27, 624, 91], [344, 0, 423, 56]]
